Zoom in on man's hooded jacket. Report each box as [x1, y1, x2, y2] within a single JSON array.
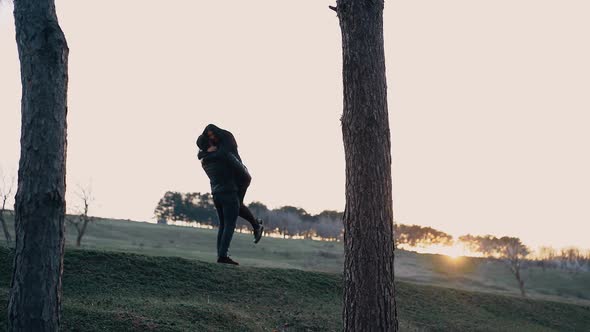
[[197, 132, 251, 195]]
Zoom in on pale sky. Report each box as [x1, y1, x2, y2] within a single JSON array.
[[1, 0, 589, 249]]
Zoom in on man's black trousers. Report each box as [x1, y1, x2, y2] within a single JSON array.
[[213, 191, 240, 258]]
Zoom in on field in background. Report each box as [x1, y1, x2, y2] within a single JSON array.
[[1, 215, 588, 305]]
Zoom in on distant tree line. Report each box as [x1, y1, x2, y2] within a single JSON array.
[[395, 224, 453, 247], [457, 235, 590, 297], [458, 235, 590, 273], [534, 246, 590, 273], [154, 191, 344, 240], [154, 191, 461, 244], [154, 192, 218, 226]]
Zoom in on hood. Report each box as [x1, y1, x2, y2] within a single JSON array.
[[203, 124, 224, 137], [202, 124, 238, 151]]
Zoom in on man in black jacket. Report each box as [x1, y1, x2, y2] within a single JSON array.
[[197, 135, 261, 265], [200, 124, 264, 241]]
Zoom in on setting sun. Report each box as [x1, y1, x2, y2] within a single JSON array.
[[397, 243, 482, 259]]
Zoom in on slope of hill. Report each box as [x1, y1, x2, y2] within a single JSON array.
[[0, 247, 588, 331], [0, 215, 589, 305]]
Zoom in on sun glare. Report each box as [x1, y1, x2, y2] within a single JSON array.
[[447, 253, 460, 260], [397, 243, 482, 259]]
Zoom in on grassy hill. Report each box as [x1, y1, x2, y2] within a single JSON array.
[[0, 214, 589, 305], [0, 247, 589, 331]]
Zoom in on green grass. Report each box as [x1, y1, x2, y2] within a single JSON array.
[[1, 215, 589, 304], [0, 247, 589, 331], [0, 215, 589, 330]]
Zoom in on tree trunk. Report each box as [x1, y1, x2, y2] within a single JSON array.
[[515, 269, 526, 297], [75, 231, 82, 247], [0, 211, 12, 245], [334, 1, 399, 330], [9, 0, 69, 330], [75, 218, 89, 247], [1, 198, 13, 245], [518, 279, 526, 297]]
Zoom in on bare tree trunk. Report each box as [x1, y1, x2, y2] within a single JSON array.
[[9, 0, 69, 330], [0, 219, 12, 245], [333, 1, 399, 330], [518, 279, 526, 297], [1, 196, 13, 245], [75, 218, 90, 247], [75, 231, 82, 247], [0, 210, 12, 245], [515, 269, 526, 297]]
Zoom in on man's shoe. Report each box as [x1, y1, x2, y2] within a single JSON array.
[[253, 219, 264, 244], [217, 256, 239, 265]]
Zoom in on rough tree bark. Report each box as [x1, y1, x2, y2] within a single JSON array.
[[9, 0, 69, 330], [333, 0, 399, 330]]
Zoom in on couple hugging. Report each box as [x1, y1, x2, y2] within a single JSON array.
[[196, 124, 264, 265]]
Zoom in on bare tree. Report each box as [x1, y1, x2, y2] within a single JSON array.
[[499, 237, 530, 297], [331, 0, 398, 330], [67, 184, 94, 247], [459, 235, 530, 297], [9, 0, 69, 330], [0, 170, 15, 245], [536, 246, 557, 271], [559, 247, 586, 273]]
